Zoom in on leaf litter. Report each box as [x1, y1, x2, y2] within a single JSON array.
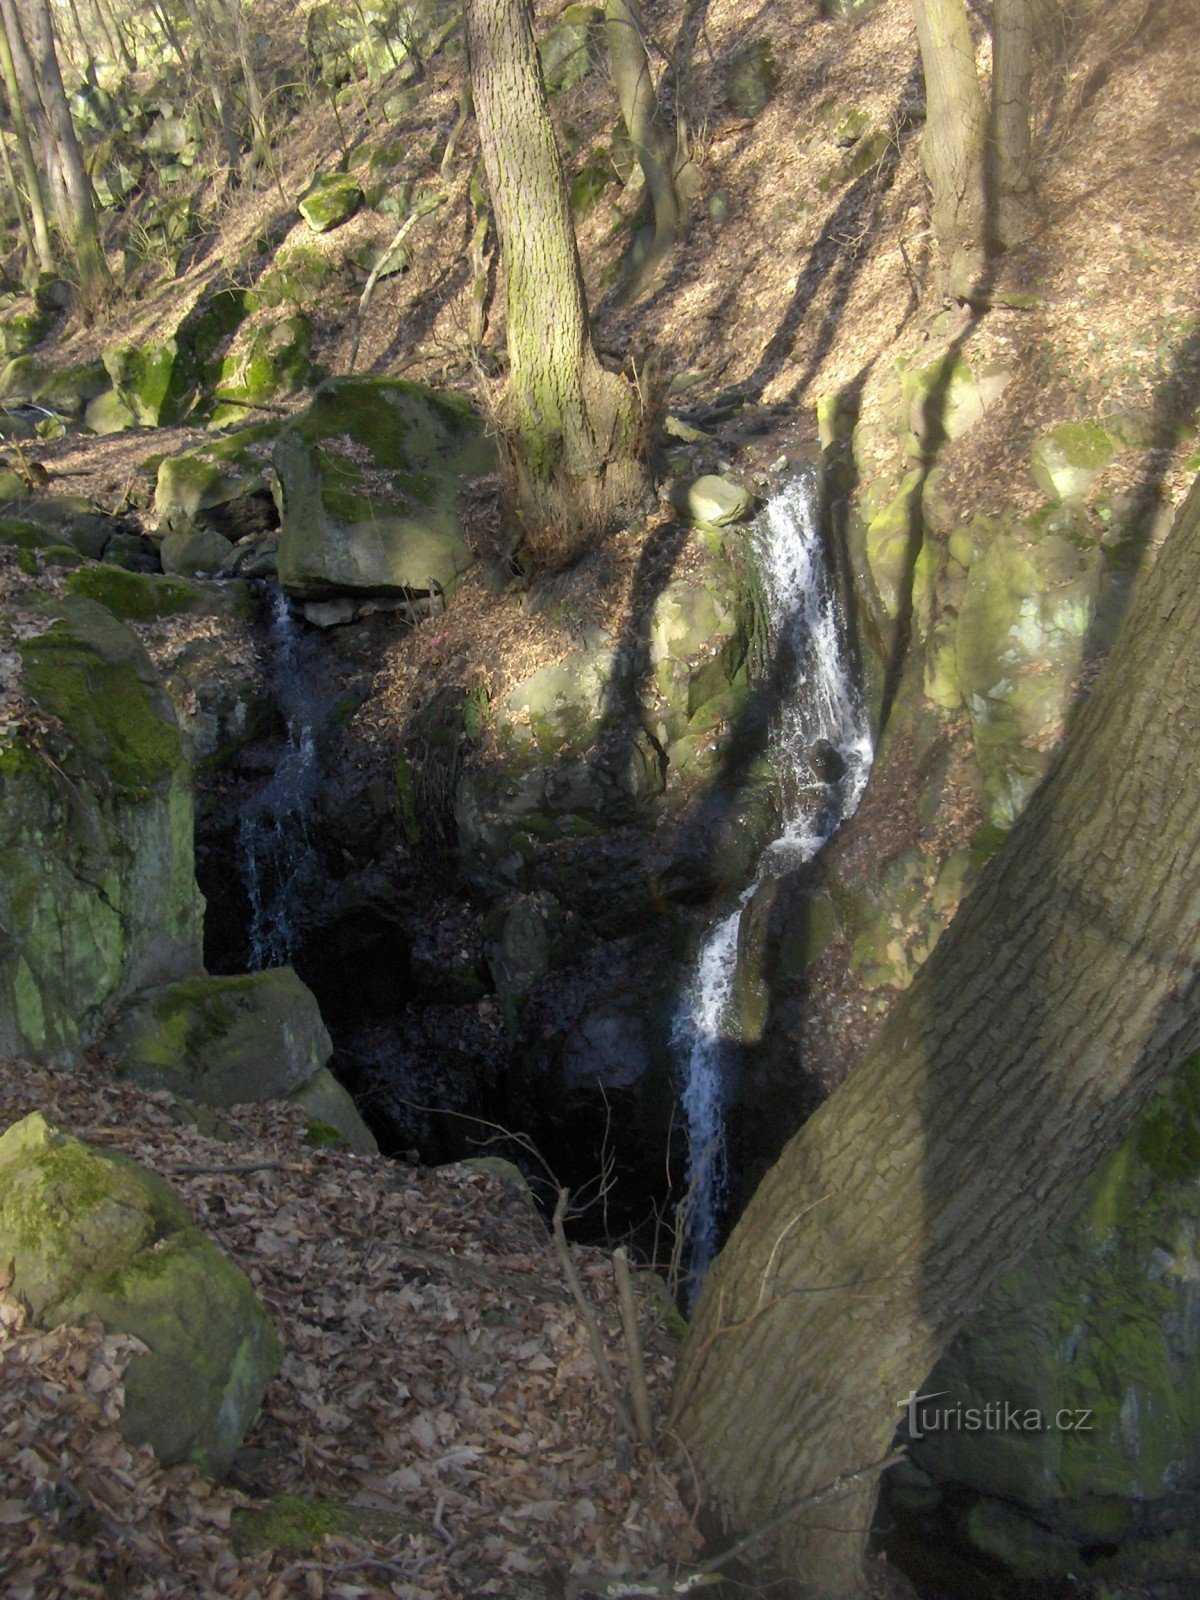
[[0, 1058, 701, 1599]]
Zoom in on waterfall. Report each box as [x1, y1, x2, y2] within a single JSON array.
[[238, 587, 323, 970], [672, 472, 873, 1289]]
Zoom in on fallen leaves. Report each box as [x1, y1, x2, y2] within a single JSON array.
[[0, 1057, 702, 1599]]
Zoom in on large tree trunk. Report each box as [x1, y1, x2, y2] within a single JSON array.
[[605, 0, 679, 290], [989, 0, 1035, 246], [20, 0, 108, 299], [465, 0, 645, 568], [0, 4, 52, 272], [672, 474, 1200, 1599], [911, 0, 988, 295]]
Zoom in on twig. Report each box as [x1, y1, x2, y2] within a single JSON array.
[[613, 1247, 654, 1449], [348, 193, 445, 372], [552, 1189, 637, 1443], [163, 1160, 308, 1177]]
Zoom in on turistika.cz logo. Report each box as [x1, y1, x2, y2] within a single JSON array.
[[903, 1390, 1094, 1441]]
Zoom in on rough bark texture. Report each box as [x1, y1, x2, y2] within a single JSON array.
[[0, 4, 52, 271], [465, 0, 645, 566], [989, 0, 1035, 245], [21, 0, 107, 298], [673, 476, 1200, 1599], [605, 0, 679, 289], [911, 0, 988, 294]]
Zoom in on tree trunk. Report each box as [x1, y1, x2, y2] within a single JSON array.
[[989, 0, 1035, 246], [464, 0, 645, 567], [0, 4, 52, 271], [180, 0, 240, 174], [673, 471, 1200, 1598], [94, 0, 134, 71], [0, 123, 37, 275], [20, 0, 108, 299], [605, 0, 679, 289], [911, 0, 988, 295]]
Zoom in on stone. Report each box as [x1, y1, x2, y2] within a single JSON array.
[[209, 316, 317, 427], [0, 305, 49, 358], [1031, 420, 1123, 503], [673, 474, 755, 526], [103, 339, 188, 427], [0, 355, 108, 416], [538, 4, 601, 92], [154, 422, 279, 537], [298, 172, 363, 233], [107, 968, 332, 1105], [64, 566, 209, 621], [84, 387, 136, 435], [0, 1112, 280, 1476], [912, 1051, 1200, 1564], [274, 377, 494, 600], [303, 596, 357, 628], [0, 599, 203, 1060], [160, 525, 235, 576], [902, 354, 1011, 454], [290, 1066, 378, 1153], [725, 39, 776, 117], [158, 631, 269, 767]]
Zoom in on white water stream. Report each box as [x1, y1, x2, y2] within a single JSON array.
[[238, 588, 323, 969], [672, 473, 873, 1286]]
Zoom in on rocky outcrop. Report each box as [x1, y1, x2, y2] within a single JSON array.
[[0, 599, 203, 1060], [0, 1112, 280, 1476]]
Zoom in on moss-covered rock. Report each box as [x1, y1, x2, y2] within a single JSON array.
[[539, 4, 602, 92], [85, 386, 136, 435], [274, 378, 494, 599], [107, 969, 332, 1105], [103, 339, 190, 427], [64, 565, 209, 620], [210, 316, 318, 427], [298, 172, 363, 234], [1031, 420, 1124, 503], [154, 422, 279, 536], [160, 525, 235, 576], [0, 1112, 280, 1476], [0, 304, 49, 358], [913, 1051, 1200, 1561], [725, 39, 777, 117], [672, 474, 755, 527], [0, 599, 203, 1059], [0, 355, 108, 416]]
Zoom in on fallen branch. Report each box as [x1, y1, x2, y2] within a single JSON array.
[[613, 1247, 654, 1448], [552, 1189, 636, 1443], [348, 192, 446, 372]]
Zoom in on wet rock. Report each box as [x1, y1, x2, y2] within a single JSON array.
[[808, 737, 847, 784]]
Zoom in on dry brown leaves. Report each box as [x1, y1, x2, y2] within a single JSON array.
[[0, 1059, 701, 1600]]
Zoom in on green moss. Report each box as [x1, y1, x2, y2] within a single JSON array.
[[65, 566, 203, 621], [232, 1494, 423, 1557], [17, 602, 182, 796], [1133, 1052, 1200, 1180], [304, 1117, 350, 1150]]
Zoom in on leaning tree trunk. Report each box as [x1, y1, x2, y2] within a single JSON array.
[[605, 0, 680, 290], [464, 0, 645, 567], [911, 0, 988, 296], [20, 0, 108, 299], [989, 0, 1036, 246], [0, 122, 37, 274], [672, 475, 1200, 1599], [0, 4, 52, 272]]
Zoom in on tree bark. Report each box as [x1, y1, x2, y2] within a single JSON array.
[[673, 472, 1200, 1598], [180, 0, 240, 174], [96, 0, 134, 71], [0, 3, 52, 271], [989, 0, 1035, 246], [0, 121, 37, 274], [605, 0, 679, 289], [911, 0, 988, 295], [464, 0, 646, 567], [20, 0, 108, 299]]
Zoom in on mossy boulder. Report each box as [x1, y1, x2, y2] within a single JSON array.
[[0, 599, 203, 1060], [913, 1052, 1200, 1561], [160, 525, 235, 576], [103, 339, 191, 427], [953, 519, 1101, 825], [0, 355, 109, 416], [155, 422, 279, 539], [0, 1112, 280, 1476], [0, 304, 49, 358], [210, 316, 317, 427], [645, 558, 752, 747], [274, 378, 494, 599], [298, 172, 363, 233], [901, 354, 1011, 456], [1031, 420, 1123, 503], [85, 387, 136, 435], [64, 565, 211, 621], [539, 4, 602, 93], [672, 474, 755, 527], [107, 969, 332, 1106], [725, 39, 777, 117]]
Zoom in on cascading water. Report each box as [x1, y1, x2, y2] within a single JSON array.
[[672, 472, 873, 1287], [238, 587, 323, 970]]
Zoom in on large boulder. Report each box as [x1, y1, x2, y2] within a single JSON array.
[[0, 599, 203, 1060], [107, 968, 332, 1106], [0, 1112, 280, 1476], [274, 377, 495, 600], [154, 421, 279, 540]]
